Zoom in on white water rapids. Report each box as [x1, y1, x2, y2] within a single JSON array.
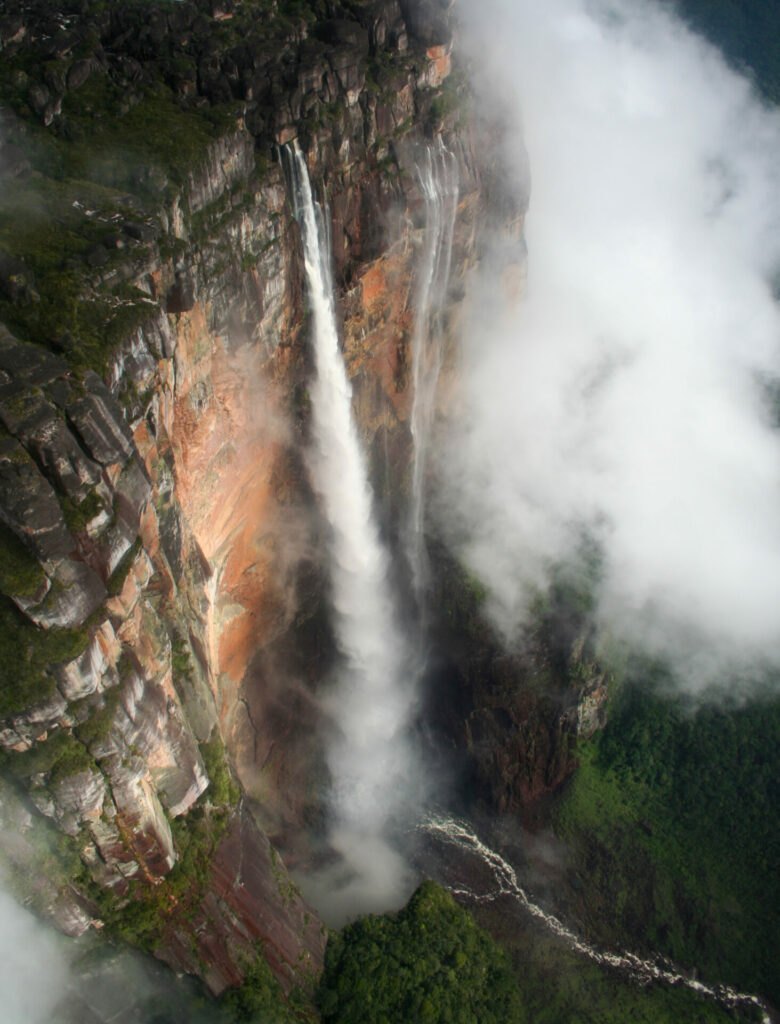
[[282, 142, 415, 908], [406, 138, 459, 610], [420, 814, 772, 1023]]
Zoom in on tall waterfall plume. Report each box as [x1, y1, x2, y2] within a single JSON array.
[[282, 143, 416, 915], [406, 139, 459, 608]]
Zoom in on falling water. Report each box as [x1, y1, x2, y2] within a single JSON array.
[[406, 138, 459, 609], [419, 815, 772, 1024], [282, 142, 415, 910]]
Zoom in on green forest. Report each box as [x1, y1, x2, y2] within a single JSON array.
[[672, 0, 780, 101], [555, 666, 780, 1006]]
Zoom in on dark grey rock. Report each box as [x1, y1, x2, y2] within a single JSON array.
[[28, 557, 106, 629], [166, 272, 196, 314], [0, 392, 102, 498], [43, 64, 67, 94], [0, 253, 38, 305], [42, 96, 62, 127], [27, 82, 50, 116], [66, 58, 92, 91], [354, 0, 408, 53], [158, 500, 184, 582], [114, 455, 152, 529], [0, 442, 74, 561], [399, 0, 452, 46], [85, 244, 109, 268], [50, 331, 76, 355], [0, 327, 68, 386], [66, 371, 135, 466], [122, 221, 158, 243], [46, 378, 73, 408]]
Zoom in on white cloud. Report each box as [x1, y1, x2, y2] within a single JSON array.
[[438, 0, 780, 686], [0, 890, 68, 1024]]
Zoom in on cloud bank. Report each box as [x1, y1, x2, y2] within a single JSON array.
[[439, 0, 780, 686], [0, 889, 68, 1024]]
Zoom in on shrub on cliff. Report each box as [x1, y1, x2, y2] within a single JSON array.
[[317, 881, 526, 1024], [222, 946, 298, 1024]]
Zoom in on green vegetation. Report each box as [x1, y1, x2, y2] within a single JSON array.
[[88, 803, 230, 951], [0, 17, 246, 376], [318, 881, 525, 1023], [58, 488, 106, 534], [0, 595, 90, 716], [0, 521, 46, 599], [555, 667, 780, 1004], [0, 728, 95, 782], [107, 536, 143, 596], [222, 946, 299, 1023], [79, 727, 240, 952], [0, 169, 160, 373], [199, 733, 241, 809], [672, 0, 780, 102], [433, 543, 489, 642], [471, 902, 738, 1024], [317, 879, 738, 1024], [171, 628, 194, 684], [74, 685, 122, 748]]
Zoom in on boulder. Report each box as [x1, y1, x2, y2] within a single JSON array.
[[66, 58, 92, 91]]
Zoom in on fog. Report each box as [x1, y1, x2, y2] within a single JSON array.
[[438, 0, 780, 688], [0, 889, 69, 1024]]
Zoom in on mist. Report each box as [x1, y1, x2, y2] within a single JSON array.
[[0, 888, 69, 1024], [438, 0, 780, 688]]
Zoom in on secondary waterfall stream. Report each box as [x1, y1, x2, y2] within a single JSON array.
[[406, 139, 459, 611], [419, 815, 772, 1023], [282, 142, 415, 912]]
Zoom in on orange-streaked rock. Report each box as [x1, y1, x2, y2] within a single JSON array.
[[426, 44, 452, 86]]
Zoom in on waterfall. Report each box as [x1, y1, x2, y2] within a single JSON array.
[[282, 142, 414, 913], [419, 815, 772, 1024], [406, 138, 459, 609]]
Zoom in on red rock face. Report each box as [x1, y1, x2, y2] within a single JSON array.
[[426, 45, 452, 87], [171, 306, 293, 691], [0, 0, 505, 1001], [157, 804, 326, 997]]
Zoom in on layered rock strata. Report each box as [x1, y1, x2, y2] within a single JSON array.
[[0, 0, 484, 997], [0, 0, 608, 1002]]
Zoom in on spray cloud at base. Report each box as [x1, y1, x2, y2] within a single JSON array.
[[437, 0, 780, 691], [0, 888, 68, 1024]]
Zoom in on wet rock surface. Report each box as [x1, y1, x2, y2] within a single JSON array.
[[0, 0, 499, 1007]]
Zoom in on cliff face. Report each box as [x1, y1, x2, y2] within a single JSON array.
[[0, 0, 486, 997], [0, 0, 606, 1002]]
